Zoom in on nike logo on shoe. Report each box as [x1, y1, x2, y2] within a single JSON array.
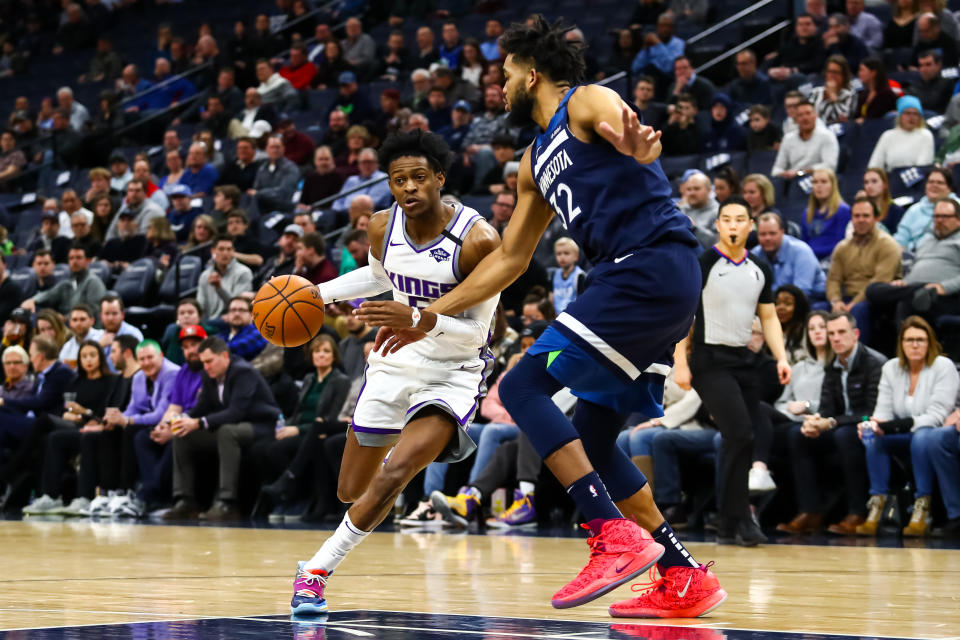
[[614, 558, 634, 574], [677, 575, 693, 598], [614, 253, 634, 264]]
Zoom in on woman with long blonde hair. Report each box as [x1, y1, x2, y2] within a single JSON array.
[[802, 168, 850, 259]]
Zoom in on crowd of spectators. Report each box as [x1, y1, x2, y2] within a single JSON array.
[[0, 0, 958, 540]]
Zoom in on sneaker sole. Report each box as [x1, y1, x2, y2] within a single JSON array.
[[430, 491, 469, 528], [551, 544, 665, 609], [291, 601, 328, 615], [609, 588, 729, 618], [485, 519, 537, 529]]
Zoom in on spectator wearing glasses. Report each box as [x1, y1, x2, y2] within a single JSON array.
[[893, 168, 956, 251], [867, 197, 960, 327], [213, 296, 268, 361], [857, 316, 959, 536]]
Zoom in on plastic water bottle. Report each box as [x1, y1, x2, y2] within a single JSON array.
[[859, 416, 874, 444], [275, 413, 285, 433]]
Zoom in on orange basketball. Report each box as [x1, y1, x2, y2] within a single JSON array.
[[253, 275, 326, 347]]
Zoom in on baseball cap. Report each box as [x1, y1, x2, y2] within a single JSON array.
[[338, 71, 357, 85], [108, 151, 128, 165], [283, 223, 304, 237], [521, 321, 549, 340], [453, 100, 472, 113], [168, 183, 192, 198], [179, 324, 207, 342], [117, 209, 136, 218]]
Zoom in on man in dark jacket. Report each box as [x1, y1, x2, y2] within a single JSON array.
[[777, 311, 884, 536], [0, 336, 76, 464], [167, 337, 279, 521]]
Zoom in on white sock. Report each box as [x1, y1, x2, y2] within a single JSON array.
[[519, 481, 536, 497], [466, 486, 482, 501], [304, 512, 370, 574]]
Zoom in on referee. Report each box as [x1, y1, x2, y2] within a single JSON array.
[[673, 196, 791, 546]]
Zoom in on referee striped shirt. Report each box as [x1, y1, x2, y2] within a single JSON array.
[[693, 246, 774, 348]]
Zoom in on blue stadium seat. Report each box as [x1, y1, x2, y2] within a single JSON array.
[[8, 268, 37, 299], [848, 118, 892, 176], [746, 150, 777, 176], [52, 263, 70, 284], [661, 155, 700, 180], [112, 257, 157, 307], [157, 254, 203, 303], [88, 260, 112, 287]]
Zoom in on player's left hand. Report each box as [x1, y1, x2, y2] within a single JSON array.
[[597, 105, 661, 163], [777, 358, 792, 385], [355, 301, 422, 330], [374, 326, 427, 354]]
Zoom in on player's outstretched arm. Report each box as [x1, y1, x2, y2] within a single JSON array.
[[316, 209, 394, 304], [568, 84, 662, 165]]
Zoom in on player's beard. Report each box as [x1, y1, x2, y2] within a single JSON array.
[[506, 86, 536, 128]]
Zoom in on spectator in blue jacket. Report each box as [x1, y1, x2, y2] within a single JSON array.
[[751, 212, 826, 299], [211, 296, 268, 361], [801, 168, 851, 260], [180, 142, 219, 197], [894, 168, 957, 251], [631, 13, 685, 79]]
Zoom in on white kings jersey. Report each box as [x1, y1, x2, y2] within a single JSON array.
[[377, 201, 498, 364]]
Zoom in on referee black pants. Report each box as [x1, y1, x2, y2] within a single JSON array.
[[691, 346, 760, 523]]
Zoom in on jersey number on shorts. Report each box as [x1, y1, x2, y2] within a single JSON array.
[[549, 182, 581, 229]]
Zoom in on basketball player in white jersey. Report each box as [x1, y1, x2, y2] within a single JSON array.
[[289, 131, 501, 615]]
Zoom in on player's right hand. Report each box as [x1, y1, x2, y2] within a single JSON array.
[[374, 326, 427, 355]]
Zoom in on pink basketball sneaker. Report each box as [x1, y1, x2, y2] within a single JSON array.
[[551, 519, 664, 609], [608, 562, 727, 618]]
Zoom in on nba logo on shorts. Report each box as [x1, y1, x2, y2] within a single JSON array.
[[589, 485, 598, 498]]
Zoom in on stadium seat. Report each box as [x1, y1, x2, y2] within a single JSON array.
[[888, 165, 932, 201], [88, 260, 112, 287], [52, 263, 70, 284], [746, 150, 777, 176], [111, 258, 157, 307], [8, 267, 37, 299], [157, 254, 203, 303], [661, 155, 700, 181]]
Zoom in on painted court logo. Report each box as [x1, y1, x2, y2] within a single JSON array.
[[430, 247, 451, 263]]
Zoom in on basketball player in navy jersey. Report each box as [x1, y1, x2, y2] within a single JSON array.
[[287, 131, 503, 615], [358, 16, 727, 617]]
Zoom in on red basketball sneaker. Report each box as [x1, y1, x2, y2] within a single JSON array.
[[551, 519, 665, 609], [608, 562, 727, 618]]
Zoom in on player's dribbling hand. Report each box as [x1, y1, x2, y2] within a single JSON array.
[[597, 105, 662, 164]]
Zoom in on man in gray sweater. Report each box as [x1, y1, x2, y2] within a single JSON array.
[[197, 236, 254, 319], [21, 244, 106, 316], [249, 136, 300, 213], [771, 100, 839, 179], [866, 197, 960, 326]]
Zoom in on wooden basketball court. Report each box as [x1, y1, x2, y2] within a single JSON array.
[[1, 519, 957, 638]]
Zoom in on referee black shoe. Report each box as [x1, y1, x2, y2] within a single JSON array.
[[716, 516, 767, 547]]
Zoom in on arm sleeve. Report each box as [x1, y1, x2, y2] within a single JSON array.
[[816, 131, 839, 171], [659, 387, 702, 428], [770, 140, 788, 177], [826, 247, 844, 301], [867, 131, 886, 171], [425, 293, 500, 350], [317, 253, 393, 303], [917, 129, 935, 166], [913, 358, 960, 428], [872, 362, 895, 421]]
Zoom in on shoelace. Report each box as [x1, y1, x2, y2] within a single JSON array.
[[499, 496, 529, 519], [629, 561, 715, 595], [298, 569, 328, 588]]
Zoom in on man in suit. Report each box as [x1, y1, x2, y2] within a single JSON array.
[[777, 311, 885, 535], [167, 336, 280, 521], [0, 336, 76, 464]]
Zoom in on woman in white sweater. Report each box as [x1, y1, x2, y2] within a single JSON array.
[[858, 316, 960, 536], [866, 95, 934, 172]]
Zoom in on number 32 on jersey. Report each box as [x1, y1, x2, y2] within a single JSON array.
[[548, 182, 581, 229]]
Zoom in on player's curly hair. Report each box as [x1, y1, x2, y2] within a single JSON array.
[[500, 14, 586, 85], [378, 130, 453, 174]]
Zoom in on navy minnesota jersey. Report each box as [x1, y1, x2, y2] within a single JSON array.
[[530, 85, 694, 265]]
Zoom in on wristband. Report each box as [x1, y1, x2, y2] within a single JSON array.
[[410, 308, 422, 328]]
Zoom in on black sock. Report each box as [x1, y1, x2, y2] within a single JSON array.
[[566, 471, 622, 529], [653, 520, 699, 571]]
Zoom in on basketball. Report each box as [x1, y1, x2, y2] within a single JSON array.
[[252, 275, 326, 347]]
